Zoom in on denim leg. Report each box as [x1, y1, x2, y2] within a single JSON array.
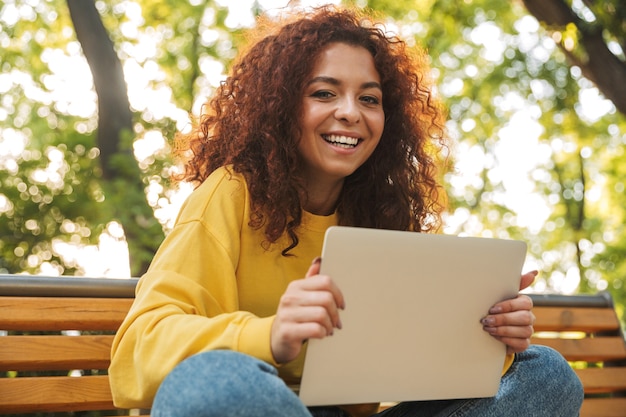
[[376, 345, 584, 417], [152, 350, 313, 417]]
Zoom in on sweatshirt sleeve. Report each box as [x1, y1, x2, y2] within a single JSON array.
[[109, 170, 277, 409]]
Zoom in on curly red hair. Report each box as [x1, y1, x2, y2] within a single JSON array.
[[175, 5, 448, 255]]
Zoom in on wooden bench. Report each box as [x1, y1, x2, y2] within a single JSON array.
[[530, 292, 626, 417], [1, 274, 625, 416], [0, 275, 141, 415]]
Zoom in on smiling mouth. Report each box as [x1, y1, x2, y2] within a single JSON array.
[[322, 134, 360, 149]]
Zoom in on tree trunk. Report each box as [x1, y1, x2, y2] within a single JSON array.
[[66, 0, 133, 179], [66, 0, 162, 275]]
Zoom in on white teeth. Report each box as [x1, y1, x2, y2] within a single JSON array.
[[324, 134, 359, 148]]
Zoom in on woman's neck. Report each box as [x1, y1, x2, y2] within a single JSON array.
[[303, 179, 344, 216]]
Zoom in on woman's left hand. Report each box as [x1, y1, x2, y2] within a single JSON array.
[[481, 270, 538, 354]]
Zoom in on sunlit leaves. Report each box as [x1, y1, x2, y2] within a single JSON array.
[[351, 0, 625, 319], [2, 0, 625, 321]]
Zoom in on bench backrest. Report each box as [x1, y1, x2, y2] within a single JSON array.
[[0, 276, 137, 415], [530, 293, 626, 417], [1, 275, 625, 416]]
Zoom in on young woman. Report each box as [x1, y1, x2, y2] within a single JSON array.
[[109, 5, 583, 417]]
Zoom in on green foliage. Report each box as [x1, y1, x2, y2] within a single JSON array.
[[0, 0, 245, 276], [2, 0, 625, 322], [348, 0, 626, 325], [0, 115, 106, 274]]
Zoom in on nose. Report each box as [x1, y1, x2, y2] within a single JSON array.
[[334, 97, 360, 124]]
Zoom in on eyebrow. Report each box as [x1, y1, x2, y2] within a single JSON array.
[[307, 76, 382, 91]]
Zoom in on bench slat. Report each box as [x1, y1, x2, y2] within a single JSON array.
[[0, 375, 115, 413], [580, 397, 626, 417], [0, 335, 113, 371], [533, 306, 621, 333], [531, 337, 626, 362], [576, 367, 626, 393], [0, 296, 133, 331]]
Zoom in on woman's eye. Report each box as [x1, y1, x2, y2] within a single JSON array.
[[311, 90, 334, 99], [361, 95, 380, 105]]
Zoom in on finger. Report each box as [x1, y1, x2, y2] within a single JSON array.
[[283, 276, 344, 329], [281, 288, 340, 329], [304, 282, 343, 330], [286, 305, 337, 335], [311, 258, 345, 311], [489, 294, 533, 315], [482, 321, 534, 339], [305, 257, 322, 278], [481, 309, 535, 328], [490, 335, 531, 354], [519, 270, 538, 291], [271, 319, 330, 363], [299, 272, 346, 312], [484, 325, 533, 354]]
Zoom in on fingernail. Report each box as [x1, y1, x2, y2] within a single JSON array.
[[311, 257, 321, 265], [336, 318, 343, 330], [481, 317, 495, 326], [489, 306, 503, 314], [483, 326, 497, 335]]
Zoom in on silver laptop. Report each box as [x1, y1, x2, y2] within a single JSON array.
[[299, 226, 527, 406]]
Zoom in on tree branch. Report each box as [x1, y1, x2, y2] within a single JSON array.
[[522, 0, 626, 115]]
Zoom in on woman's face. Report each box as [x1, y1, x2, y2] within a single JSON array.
[[297, 42, 384, 187]]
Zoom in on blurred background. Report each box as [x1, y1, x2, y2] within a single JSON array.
[[0, 0, 624, 324]]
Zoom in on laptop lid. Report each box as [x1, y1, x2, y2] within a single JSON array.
[[298, 226, 527, 406]]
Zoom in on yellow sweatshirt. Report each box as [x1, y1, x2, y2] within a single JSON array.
[[109, 165, 514, 413], [109, 166, 337, 408]]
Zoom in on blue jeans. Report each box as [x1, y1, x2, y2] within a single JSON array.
[[152, 345, 583, 417]]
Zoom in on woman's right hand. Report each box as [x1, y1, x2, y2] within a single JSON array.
[[270, 257, 345, 364]]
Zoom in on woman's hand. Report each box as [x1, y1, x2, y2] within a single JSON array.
[[270, 257, 345, 364], [481, 270, 538, 354]]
